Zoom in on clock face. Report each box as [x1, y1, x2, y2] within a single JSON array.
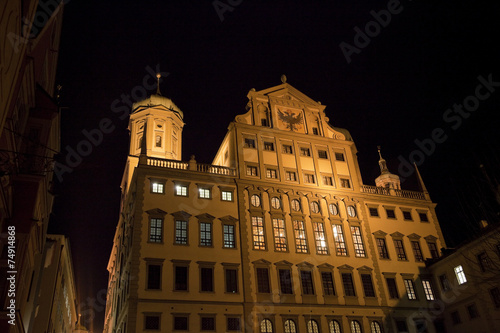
[[271, 197, 281, 209], [347, 205, 356, 217], [251, 194, 261, 207], [291, 199, 301, 211], [276, 107, 305, 133], [329, 203, 338, 216]]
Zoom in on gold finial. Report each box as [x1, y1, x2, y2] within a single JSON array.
[[281, 74, 287, 84], [156, 73, 162, 95]]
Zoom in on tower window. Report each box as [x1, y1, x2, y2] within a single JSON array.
[[264, 141, 274, 151], [261, 118, 269, 126], [386, 209, 396, 219], [244, 138, 256, 148], [155, 135, 162, 147], [300, 147, 311, 156], [312, 127, 319, 135], [221, 190, 233, 201], [369, 207, 379, 217], [282, 144, 293, 154], [318, 150, 328, 159], [335, 152, 345, 161], [340, 178, 351, 188], [419, 212, 429, 222], [454, 265, 467, 284]]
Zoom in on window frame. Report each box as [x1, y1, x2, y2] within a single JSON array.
[[272, 218, 287, 252], [351, 226, 366, 258], [332, 224, 348, 256], [278, 268, 294, 295], [404, 279, 417, 300], [454, 265, 467, 285], [300, 270, 315, 295], [341, 272, 356, 297], [313, 222, 329, 255], [292, 220, 308, 253], [252, 216, 266, 250]]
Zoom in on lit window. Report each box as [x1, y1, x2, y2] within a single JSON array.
[[251, 194, 261, 207], [411, 241, 424, 261], [223, 224, 235, 248], [284, 319, 297, 333], [342, 273, 356, 296], [300, 270, 315, 295], [340, 178, 351, 188], [394, 240, 407, 260], [307, 320, 319, 333], [300, 147, 311, 156], [272, 218, 287, 252], [332, 225, 347, 256], [282, 144, 293, 154], [199, 188, 211, 199], [422, 280, 435, 300], [318, 150, 328, 159], [322, 175, 333, 186], [329, 320, 341, 333], [155, 135, 162, 147], [347, 205, 357, 217], [200, 222, 212, 246], [304, 173, 316, 184], [290, 199, 301, 211], [286, 171, 297, 181], [266, 168, 278, 179], [149, 218, 163, 243], [313, 222, 328, 254], [244, 138, 256, 148], [454, 265, 467, 284], [329, 203, 338, 215], [175, 221, 188, 245], [376, 238, 389, 259], [247, 165, 258, 176], [260, 319, 273, 333], [404, 279, 417, 300], [221, 190, 233, 201], [176, 185, 188, 196], [312, 127, 319, 135], [264, 142, 275, 151], [293, 220, 308, 253], [370, 321, 382, 333], [151, 182, 164, 193], [351, 321, 362, 333], [351, 226, 366, 257], [310, 201, 320, 213], [271, 197, 281, 209], [252, 216, 266, 250]]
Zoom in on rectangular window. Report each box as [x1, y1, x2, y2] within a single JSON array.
[[151, 182, 164, 193], [342, 273, 356, 296], [175, 266, 188, 291], [293, 220, 308, 253], [411, 241, 424, 261], [252, 216, 266, 250], [223, 224, 235, 248], [332, 225, 347, 256], [221, 190, 233, 201], [266, 168, 278, 179], [394, 240, 407, 260], [318, 150, 328, 159], [402, 211, 412, 220], [313, 222, 328, 254], [225, 269, 238, 293], [427, 242, 439, 259], [279, 269, 293, 294], [285, 171, 297, 181], [477, 252, 492, 271], [312, 127, 319, 135], [322, 175, 333, 186], [386, 278, 399, 299], [404, 279, 417, 300], [176, 185, 188, 196], [145, 315, 160, 330], [272, 218, 287, 252], [369, 207, 379, 217], [467, 304, 479, 319], [351, 226, 366, 257], [174, 316, 188, 330], [376, 238, 389, 259], [246, 165, 258, 176], [422, 280, 435, 300], [386, 209, 396, 218], [340, 178, 351, 188], [227, 317, 241, 331], [438, 274, 451, 291], [300, 270, 315, 295], [300, 147, 311, 156], [264, 141, 274, 151], [282, 144, 293, 154], [256, 268, 270, 293], [261, 118, 268, 126], [149, 218, 163, 243], [304, 173, 315, 184], [419, 212, 429, 222], [321, 272, 335, 295], [335, 152, 345, 161], [147, 264, 161, 290], [451, 311, 461, 325], [244, 138, 256, 148], [489, 287, 500, 308], [201, 317, 215, 331], [361, 274, 375, 297], [199, 188, 211, 199], [200, 222, 212, 247], [395, 320, 408, 332], [454, 265, 467, 284], [175, 221, 188, 244], [201, 267, 214, 292]]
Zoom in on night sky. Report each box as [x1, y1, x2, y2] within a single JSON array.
[[49, 1, 500, 330]]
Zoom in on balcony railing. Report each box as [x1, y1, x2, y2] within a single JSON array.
[[146, 156, 236, 176], [361, 185, 426, 200]]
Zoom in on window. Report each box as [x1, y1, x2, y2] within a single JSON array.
[[151, 181, 164, 193], [256, 268, 270, 293], [149, 218, 163, 243], [260, 319, 273, 333], [225, 269, 238, 293], [318, 150, 328, 159], [361, 274, 376, 297], [244, 138, 256, 148], [402, 211, 412, 220], [175, 220, 188, 244], [376, 238, 389, 259], [266, 168, 278, 179], [223, 224, 235, 248], [411, 241, 424, 261], [264, 141, 275, 151], [174, 266, 188, 291], [199, 187, 211, 199], [335, 152, 345, 161], [351, 226, 366, 257], [222, 190, 233, 201], [394, 240, 407, 260], [386, 209, 396, 218], [252, 216, 266, 250], [329, 203, 338, 215], [271, 197, 281, 209], [347, 205, 357, 217], [369, 207, 379, 217], [286, 171, 297, 181], [200, 267, 214, 292], [293, 220, 308, 253], [251, 194, 261, 207], [370, 321, 382, 333], [174, 316, 188, 330], [395, 320, 408, 332], [321, 272, 335, 296], [323, 175, 334, 186], [467, 303, 479, 319], [155, 135, 162, 147], [451, 311, 461, 325], [304, 173, 316, 184], [290, 199, 301, 211], [422, 280, 435, 300], [340, 178, 351, 188], [313, 222, 328, 254], [147, 264, 161, 290], [418, 212, 429, 222], [282, 144, 293, 154], [201, 317, 215, 331], [454, 265, 467, 284], [200, 222, 212, 246], [272, 218, 287, 251], [351, 320, 362, 333], [329, 320, 341, 333], [386, 278, 399, 299], [145, 315, 160, 330], [284, 319, 297, 333], [310, 201, 320, 214], [312, 127, 319, 135], [227, 317, 241, 331], [404, 279, 417, 300], [300, 147, 311, 156], [247, 165, 258, 176], [477, 252, 492, 271], [279, 269, 293, 294], [307, 320, 320, 333], [426, 242, 439, 259], [342, 273, 356, 296], [176, 185, 188, 196], [438, 274, 451, 291], [332, 225, 348, 256], [261, 118, 268, 126], [489, 287, 500, 307], [300, 270, 315, 295]]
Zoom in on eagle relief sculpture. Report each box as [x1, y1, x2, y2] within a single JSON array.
[[277, 108, 304, 132]]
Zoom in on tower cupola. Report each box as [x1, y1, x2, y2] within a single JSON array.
[[375, 146, 401, 189]]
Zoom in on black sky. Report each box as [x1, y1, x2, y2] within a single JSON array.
[[49, 0, 500, 330]]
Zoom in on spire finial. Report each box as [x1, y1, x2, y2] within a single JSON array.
[[377, 145, 389, 174], [156, 73, 162, 95], [281, 74, 287, 84], [377, 145, 383, 160]]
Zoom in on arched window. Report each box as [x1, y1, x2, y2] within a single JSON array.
[[284, 319, 297, 333], [350, 320, 362, 333], [370, 321, 382, 333], [260, 319, 273, 333], [329, 320, 342, 333], [307, 319, 320, 333]]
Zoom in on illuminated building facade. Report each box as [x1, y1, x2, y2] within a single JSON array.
[[105, 78, 450, 333]]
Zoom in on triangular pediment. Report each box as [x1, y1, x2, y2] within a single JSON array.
[[337, 264, 354, 270], [145, 208, 167, 215], [274, 260, 293, 267]]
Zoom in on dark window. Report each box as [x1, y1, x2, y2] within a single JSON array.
[[386, 209, 396, 218], [428, 242, 439, 259], [175, 220, 188, 244], [411, 241, 424, 261], [489, 287, 500, 308], [223, 224, 235, 248], [145, 315, 160, 330], [300, 147, 311, 156], [147, 264, 161, 290], [264, 142, 274, 151], [395, 320, 408, 332], [438, 274, 451, 291], [477, 252, 492, 271], [321, 272, 335, 296], [386, 278, 399, 299], [300, 270, 314, 295], [175, 266, 188, 291], [342, 273, 356, 296], [467, 303, 479, 319], [174, 316, 188, 330], [451, 311, 461, 325], [282, 144, 293, 154], [419, 212, 429, 222], [149, 218, 163, 243], [227, 317, 241, 331], [201, 267, 213, 292], [261, 118, 268, 126], [279, 269, 293, 294], [201, 317, 215, 331], [200, 222, 212, 246], [244, 138, 256, 148], [394, 240, 407, 260], [256, 268, 270, 293], [403, 211, 412, 220], [335, 152, 345, 161], [322, 175, 333, 185], [318, 150, 328, 159], [226, 269, 238, 293], [369, 207, 379, 217], [340, 178, 351, 188], [312, 127, 319, 135], [376, 238, 389, 259], [361, 274, 376, 297]]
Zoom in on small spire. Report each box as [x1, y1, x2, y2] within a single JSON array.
[[281, 74, 287, 84], [377, 146, 389, 174], [156, 73, 162, 95], [414, 162, 429, 194]]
